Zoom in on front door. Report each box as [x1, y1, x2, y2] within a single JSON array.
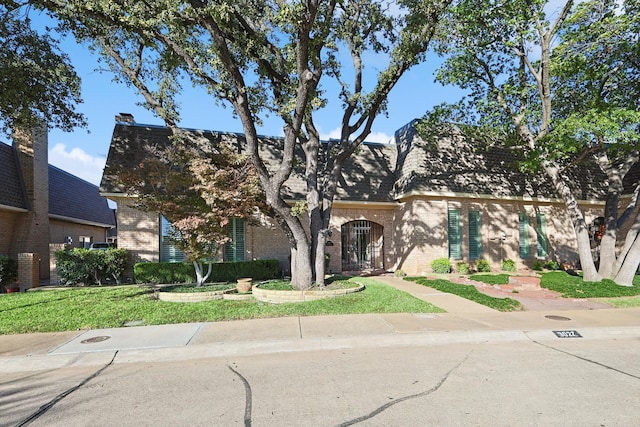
[[341, 220, 384, 271]]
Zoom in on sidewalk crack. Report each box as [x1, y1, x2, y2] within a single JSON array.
[[16, 351, 118, 426]]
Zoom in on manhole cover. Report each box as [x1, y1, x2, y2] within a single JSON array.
[[545, 315, 572, 321], [81, 336, 111, 344]]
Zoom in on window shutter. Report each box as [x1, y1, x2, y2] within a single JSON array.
[[519, 212, 530, 259], [536, 214, 548, 258], [448, 209, 462, 259], [469, 211, 481, 260], [224, 218, 246, 262], [160, 216, 186, 263]]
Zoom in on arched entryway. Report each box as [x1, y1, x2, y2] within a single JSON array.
[[341, 220, 384, 271]]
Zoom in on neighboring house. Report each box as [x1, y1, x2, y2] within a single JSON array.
[[99, 114, 639, 277], [0, 127, 117, 285]]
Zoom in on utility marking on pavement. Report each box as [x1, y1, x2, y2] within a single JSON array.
[[553, 330, 582, 338], [80, 336, 111, 344]]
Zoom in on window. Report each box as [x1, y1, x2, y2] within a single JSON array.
[[448, 209, 462, 259], [468, 210, 482, 260], [536, 213, 548, 258], [518, 212, 530, 259], [224, 218, 246, 262], [160, 216, 186, 263], [79, 236, 92, 249]]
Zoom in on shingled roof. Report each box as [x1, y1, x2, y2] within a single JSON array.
[[393, 120, 636, 201], [0, 142, 28, 210], [100, 120, 398, 203], [0, 141, 116, 227]]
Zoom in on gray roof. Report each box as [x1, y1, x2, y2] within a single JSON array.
[[100, 121, 398, 203], [49, 165, 116, 227], [100, 118, 638, 204], [0, 142, 28, 209], [393, 120, 636, 201], [0, 141, 116, 227]]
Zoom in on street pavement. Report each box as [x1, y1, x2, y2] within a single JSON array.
[[1, 275, 639, 373]]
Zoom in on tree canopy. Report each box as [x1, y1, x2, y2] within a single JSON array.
[[36, 0, 450, 289], [0, 2, 85, 134], [420, 0, 640, 285]]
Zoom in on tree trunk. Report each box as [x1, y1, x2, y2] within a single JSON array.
[[613, 236, 640, 286]]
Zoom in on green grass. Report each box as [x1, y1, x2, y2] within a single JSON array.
[[540, 272, 640, 298], [595, 296, 640, 308], [407, 277, 522, 312], [0, 278, 443, 334], [160, 283, 236, 293]]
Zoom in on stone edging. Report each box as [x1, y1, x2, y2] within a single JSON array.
[[157, 287, 253, 302], [252, 282, 365, 304]]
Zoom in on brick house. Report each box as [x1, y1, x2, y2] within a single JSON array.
[[99, 115, 638, 277], [0, 127, 117, 287]]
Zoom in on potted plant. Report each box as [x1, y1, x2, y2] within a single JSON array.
[[0, 255, 19, 293]]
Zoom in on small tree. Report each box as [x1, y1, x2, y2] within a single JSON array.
[[115, 141, 264, 286], [0, 255, 18, 290]]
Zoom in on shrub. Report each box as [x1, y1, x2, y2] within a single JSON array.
[[501, 259, 516, 272], [476, 259, 491, 273], [431, 258, 451, 274], [456, 262, 469, 274], [544, 260, 560, 270], [54, 248, 131, 286], [134, 259, 281, 284], [532, 260, 544, 271], [394, 269, 407, 277], [0, 255, 18, 288]]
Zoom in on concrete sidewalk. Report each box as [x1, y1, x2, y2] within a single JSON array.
[[1, 276, 639, 373]]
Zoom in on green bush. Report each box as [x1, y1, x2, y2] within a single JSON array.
[[476, 259, 491, 273], [54, 248, 130, 286], [456, 262, 469, 274], [0, 255, 18, 288], [431, 258, 451, 274], [134, 259, 281, 284], [532, 260, 544, 271], [501, 259, 516, 272], [544, 260, 560, 270]]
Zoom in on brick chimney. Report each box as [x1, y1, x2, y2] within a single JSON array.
[[12, 124, 50, 281]]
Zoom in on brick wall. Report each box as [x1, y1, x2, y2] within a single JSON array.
[[17, 253, 39, 289], [12, 126, 50, 279], [49, 243, 66, 285], [0, 210, 19, 256], [113, 197, 160, 263], [49, 219, 110, 247]]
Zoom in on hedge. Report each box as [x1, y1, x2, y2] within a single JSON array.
[[54, 248, 131, 286], [134, 259, 281, 284]]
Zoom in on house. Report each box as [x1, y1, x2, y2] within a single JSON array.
[[99, 114, 638, 277], [0, 127, 117, 287]]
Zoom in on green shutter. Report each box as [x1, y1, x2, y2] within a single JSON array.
[[224, 218, 246, 262], [519, 212, 530, 259], [536, 213, 548, 258], [469, 210, 482, 260], [160, 216, 186, 263], [448, 209, 462, 259]]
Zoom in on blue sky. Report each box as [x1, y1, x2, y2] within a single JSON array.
[[32, 14, 465, 187]]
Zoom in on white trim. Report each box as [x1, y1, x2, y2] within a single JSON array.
[[395, 190, 606, 206], [49, 214, 115, 229], [0, 204, 28, 213]]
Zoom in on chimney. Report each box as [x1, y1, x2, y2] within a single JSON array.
[[12, 124, 50, 281], [116, 113, 135, 123]]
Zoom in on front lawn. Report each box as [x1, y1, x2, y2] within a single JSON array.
[[406, 277, 522, 312], [0, 278, 443, 334], [540, 271, 640, 298]]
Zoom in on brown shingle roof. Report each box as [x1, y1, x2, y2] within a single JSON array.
[[0, 142, 28, 209], [394, 120, 618, 201], [100, 122, 398, 203]]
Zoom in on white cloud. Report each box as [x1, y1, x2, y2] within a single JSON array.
[[48, 143, 106, 186], [320, 127, 394, 144]]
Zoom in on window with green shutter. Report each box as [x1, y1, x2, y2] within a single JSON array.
[[448, 209, 462, 259], [224, 218, 246, 262], [536, 213, 548, 258], [519, 212, 530, 259], [160, 216, 186, 263], [469, 210, 482, 260]]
